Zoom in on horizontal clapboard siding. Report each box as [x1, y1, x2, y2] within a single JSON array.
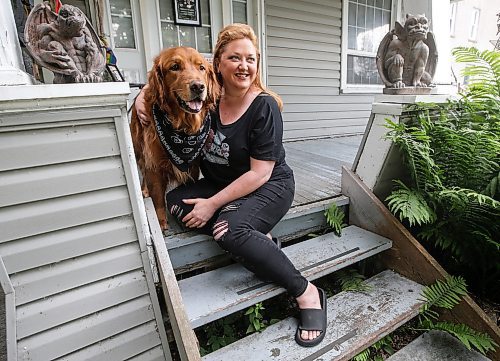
[[265, 0, 373, 139], [0, 83, 167, 360]]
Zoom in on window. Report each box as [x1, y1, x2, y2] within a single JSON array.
[[109, 0, 136, 48], [232, 0, 247, 24], [343, 0, 392, 88], [159, 0, 212, 54], [449, 2, 457, 37], [469, 8, 480, 41]]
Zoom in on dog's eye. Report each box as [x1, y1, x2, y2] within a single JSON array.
[[200, 64, 206, 71], [170, 63, 180, 71]]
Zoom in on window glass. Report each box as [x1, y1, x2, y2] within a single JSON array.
[[469, 8, 480, 41], [346, 0, 391, 86], [449, 3, 457, 36], [110, 0, 136, 48], [159, 0, 212, 53], [233, 1, 247, 24]]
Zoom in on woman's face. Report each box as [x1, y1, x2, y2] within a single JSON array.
[[218, 38, 258, 93]]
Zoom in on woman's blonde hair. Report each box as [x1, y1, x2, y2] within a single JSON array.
[[212, 23, 283, 110]]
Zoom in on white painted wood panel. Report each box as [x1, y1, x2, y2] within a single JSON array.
[[265, 0, 373, 139], [267, 26, 341, 44], [266, 6, 341, 27], [269, 76, 340, 87], [0, 187, 132, 243], [272, 85, 340, 96], [267, 37, 341, 54], [268, 47, 340, 61], [17, 270, 149, 338], [267, 16, 339, 35], [0, 216, 137, 274], [11, 243, 143, 306], [58, 323, 163, 361], [268, 57, 340, 70], [0, 156, 126, 207], [0, 123, 120, 171], [0, 82, 170, 360], [267, 0, 341, 16], [268, 66, 340, 79], [16, 295, 156, 361]]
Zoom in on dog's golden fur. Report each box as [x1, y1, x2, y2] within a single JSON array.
[[130, 47, 219, 230]]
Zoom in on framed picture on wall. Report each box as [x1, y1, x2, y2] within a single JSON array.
[[172, 0, 202, 26]]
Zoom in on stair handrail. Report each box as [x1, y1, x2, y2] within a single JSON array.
[[144, 197, 202, 361]]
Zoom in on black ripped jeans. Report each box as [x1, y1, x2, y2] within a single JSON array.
[[166, 174, 308, 298]]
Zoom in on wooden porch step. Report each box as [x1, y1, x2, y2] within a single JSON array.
[[178, 225, 392, 328], [164, 196, 349, 274], [386, 330, 491, 361], [202, 270, 424, 361]]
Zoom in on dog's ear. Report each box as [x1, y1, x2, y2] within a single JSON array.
[[206, 61, 221, 110], [146, 54, 167, 109]]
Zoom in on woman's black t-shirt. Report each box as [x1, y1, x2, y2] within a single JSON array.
[[201, 93, 293, 187]]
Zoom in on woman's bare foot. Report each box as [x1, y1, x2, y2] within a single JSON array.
[[296, 282, 322, 341]]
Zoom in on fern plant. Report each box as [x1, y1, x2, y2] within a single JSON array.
[[334, 269, 373, 293], [384, 52, 500, 296], [418, 275, 468, 322], [417, 276, 498, 356], [324, 202, 346, 236], [352, 334, 394, 361]]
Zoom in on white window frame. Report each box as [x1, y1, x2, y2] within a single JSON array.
[[340, 0, 398, 93], [157, 0, 215, 57], [105, 0, 139, 50], [469, 7, 480, 42], [449, 2, 457, 37]]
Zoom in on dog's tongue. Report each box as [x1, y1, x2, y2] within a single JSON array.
[[188, 100, 203, 112]]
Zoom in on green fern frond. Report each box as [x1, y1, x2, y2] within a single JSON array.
[[386, 180, 436, 226], [419, 276, 467, 320], [335, 269, 373, 293], [353, 348, 371, 361], [420, 320, 498, 355], [324, 203, 346, 236], [452, 47, 500, 101]]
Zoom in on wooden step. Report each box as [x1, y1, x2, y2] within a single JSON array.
[[386, 330, 491, 361], [165, 196, 349, 274], [202, 270, 424, 361], [178, 225, 392, 328]]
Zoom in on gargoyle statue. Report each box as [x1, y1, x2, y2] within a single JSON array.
[[376, 14, 438, 92], [24, 2, 105, 83]]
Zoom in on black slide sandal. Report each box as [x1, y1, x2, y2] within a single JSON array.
[[295, 287, 327, 347]]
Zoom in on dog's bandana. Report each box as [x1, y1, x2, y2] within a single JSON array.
[[152, 104, 211, 172]]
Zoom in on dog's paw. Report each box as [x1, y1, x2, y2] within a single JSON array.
[[159, 218, 168, 231]]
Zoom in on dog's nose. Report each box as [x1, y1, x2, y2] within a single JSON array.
[[190, 81, 205, 94]]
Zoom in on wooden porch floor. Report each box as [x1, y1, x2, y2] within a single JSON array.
[[284, 135, 362, 207]]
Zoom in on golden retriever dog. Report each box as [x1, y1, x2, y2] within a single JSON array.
[[131, 47, 219, 230]]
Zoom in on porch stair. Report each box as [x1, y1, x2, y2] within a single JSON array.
[[386, 330, 491, 361], [203, 270, 424, 361], [146, 191, 428, 361]]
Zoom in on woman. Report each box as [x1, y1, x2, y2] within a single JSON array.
[[136, 24, 327, 347]]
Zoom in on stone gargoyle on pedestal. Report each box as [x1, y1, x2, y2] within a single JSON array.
[[24, 2, 105, 84], [376, 14, 438, 95]]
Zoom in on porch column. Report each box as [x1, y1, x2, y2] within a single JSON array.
[[0, 0, 32, 85]]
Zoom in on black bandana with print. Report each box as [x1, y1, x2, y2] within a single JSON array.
[[152, 104, 211, 172]]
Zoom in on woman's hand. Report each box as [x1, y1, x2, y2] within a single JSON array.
[[182, 198, 217, 228], [135, 85, 149, 125]]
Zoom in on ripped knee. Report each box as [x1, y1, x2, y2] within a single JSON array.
[[212, 220, 229, 241]]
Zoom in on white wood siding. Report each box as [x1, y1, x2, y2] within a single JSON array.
[[0, 83, 170, 360], [265, 0, 374, 140]]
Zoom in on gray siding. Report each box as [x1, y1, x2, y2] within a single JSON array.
[[265, 0, 374, 140], [0, 84, 169, 360]]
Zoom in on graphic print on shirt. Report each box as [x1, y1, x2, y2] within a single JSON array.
[[203, 129, 230, 165]]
